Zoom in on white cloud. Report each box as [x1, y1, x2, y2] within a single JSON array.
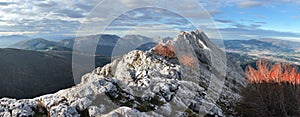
[[268, 36, 300, 41], [73, 0, 222, 39], [0, 0, 227, 37], [218, 28, 300, 40], [0, 0, 298, 39], [237, 0, 262, 8], [0, 31, 37, 35]]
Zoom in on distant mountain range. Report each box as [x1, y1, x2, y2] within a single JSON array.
[[9, 35, 300, 67], [224, 39, 296, 53], [9, 35, 300, 55], [9, 38, 72, 51], [8, 34, 159, 56], [259, 38, 300, 52], [0, 35, 31, 48], [223, 39, 300, 70]]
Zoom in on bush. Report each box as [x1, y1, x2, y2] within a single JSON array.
[[154, 43, 176, 58], [237, 60, 300, 116]]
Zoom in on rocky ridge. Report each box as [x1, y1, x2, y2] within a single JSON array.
[[0, 30, 246, 117]]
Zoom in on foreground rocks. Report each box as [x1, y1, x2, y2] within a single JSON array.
[[0, 30, 246, 117]]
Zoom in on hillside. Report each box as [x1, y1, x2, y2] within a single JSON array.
[[0, 48, 74, 99], [0, 48, 111, 99]]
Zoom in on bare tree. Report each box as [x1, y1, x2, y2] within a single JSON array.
[[237, 60, 300, 116]]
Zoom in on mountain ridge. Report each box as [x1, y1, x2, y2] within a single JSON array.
[[0, 30, 246, 116]]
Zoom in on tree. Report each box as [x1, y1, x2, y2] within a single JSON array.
[[237, 60, 300, 116], [245, 60, 300, 84]]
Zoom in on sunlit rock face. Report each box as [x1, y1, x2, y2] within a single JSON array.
[[0, 30, 246, 117]]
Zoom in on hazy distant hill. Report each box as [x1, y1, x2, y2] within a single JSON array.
[[0, 35, 31, 48], [61, 34, 120, 49], [259, 38, 300, 51], [9, 38, 72, 51], [65, 34, 154, 56], [9, 34, 121, 56], [10, 34, 157, 57], [111, 35, 156, 56]]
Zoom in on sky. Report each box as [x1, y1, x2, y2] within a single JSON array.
[[0, 0, 299, 40]]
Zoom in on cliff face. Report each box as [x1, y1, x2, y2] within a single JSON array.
[[0, 30, 246, 117]]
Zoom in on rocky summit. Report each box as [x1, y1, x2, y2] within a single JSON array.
[[0, 30, 246, 117]]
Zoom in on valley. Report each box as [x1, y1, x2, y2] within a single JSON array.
[[223, 39, 300, 69]]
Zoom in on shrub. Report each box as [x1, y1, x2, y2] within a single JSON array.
[[237, 60, 300, 116], [154, 43, 176, 58]]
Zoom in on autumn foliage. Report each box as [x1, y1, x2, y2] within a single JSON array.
[[245, 60, 300, 84], [154, 43, 197, 68], [154, 43, 176, 58], [237, 60, 300, 116]]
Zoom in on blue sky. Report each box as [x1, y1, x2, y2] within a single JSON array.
[[213, 0, 300, 40], [0, 0, 299, 40]]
